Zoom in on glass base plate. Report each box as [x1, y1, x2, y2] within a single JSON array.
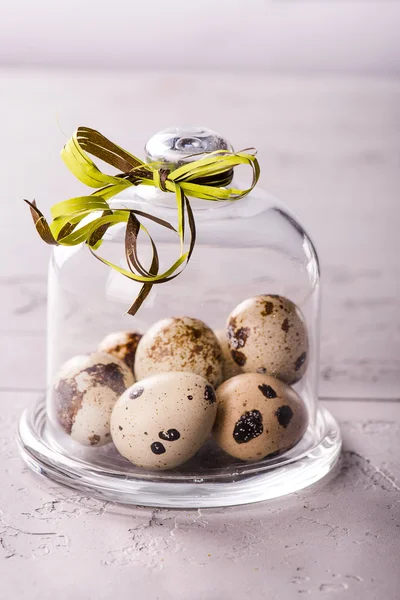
[[17, 398, 341, 508]]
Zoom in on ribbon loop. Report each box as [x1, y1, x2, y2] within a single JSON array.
[[26, 127, 260, 315]]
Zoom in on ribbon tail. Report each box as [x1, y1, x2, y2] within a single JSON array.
[[24, 199, 59, 245], [127, 282, 153, 316]]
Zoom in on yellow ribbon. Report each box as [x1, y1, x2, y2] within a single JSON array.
[[25, 126, 260, 315]]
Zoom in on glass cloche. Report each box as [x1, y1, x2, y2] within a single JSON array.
[[18, 126, 341, 507]]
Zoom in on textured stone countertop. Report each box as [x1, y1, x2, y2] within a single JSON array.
[[0, 69, 399, 599]]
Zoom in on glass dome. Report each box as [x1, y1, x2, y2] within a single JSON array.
[[18, 126, 341, 507]]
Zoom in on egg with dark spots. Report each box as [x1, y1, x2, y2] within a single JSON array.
[[226, 295, 309, 384], [51, 352, 134, 446], [213, 373, 308, 461], [110, 372, 217, 470], [98, 330, 142, 374], [134, 317, 223, 386]]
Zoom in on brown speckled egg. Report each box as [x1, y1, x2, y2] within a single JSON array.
[[98, 330, 142, 374], [51, 352, 134, 446], [214, 329, 242, 383], [226, 295, 309, 384], [213, 373, 308, 461], [134, 317, 223, 386], [110, 372, 217, 470]]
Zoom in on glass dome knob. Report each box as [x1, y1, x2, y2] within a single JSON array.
[[145, 126, 233, 166]]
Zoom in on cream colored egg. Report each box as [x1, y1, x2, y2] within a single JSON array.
[[213, 373, 308, 461], [111, 372, 217, 470], [51, 352, 134, 446], [214, 329, 242, 383], [226, 295, 309, 384], [134, 317, 223, 386], [98, 330, 142, 374]]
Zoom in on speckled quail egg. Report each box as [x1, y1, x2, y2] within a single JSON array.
[[52, 352, 134, 446], [226, 295, 309, 384], [213, 373, 308, 461], [98, 330, 142, 374], [111, 372, 217, 470], [134, 317, 223, 387], [214, 329, 242, 383]]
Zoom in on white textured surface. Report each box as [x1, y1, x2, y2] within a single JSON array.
[[0, 69, 399, 598], [2, 395, 399, 599]]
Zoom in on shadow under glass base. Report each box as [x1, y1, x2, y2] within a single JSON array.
[[17, 398, 341, 508]]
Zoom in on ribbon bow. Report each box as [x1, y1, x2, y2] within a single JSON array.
[[25, 127, 260, 315]]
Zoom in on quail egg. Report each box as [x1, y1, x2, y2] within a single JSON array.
[[134, 316, 223, 386], [98, 330, 142, 374], [52, 352, 134, 446], [226, 295, 309, 384], [111, 372, 217, 470], [213, 373, 308, 461]]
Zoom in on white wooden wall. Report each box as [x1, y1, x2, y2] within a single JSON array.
[[0, 69, 398, 400]]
